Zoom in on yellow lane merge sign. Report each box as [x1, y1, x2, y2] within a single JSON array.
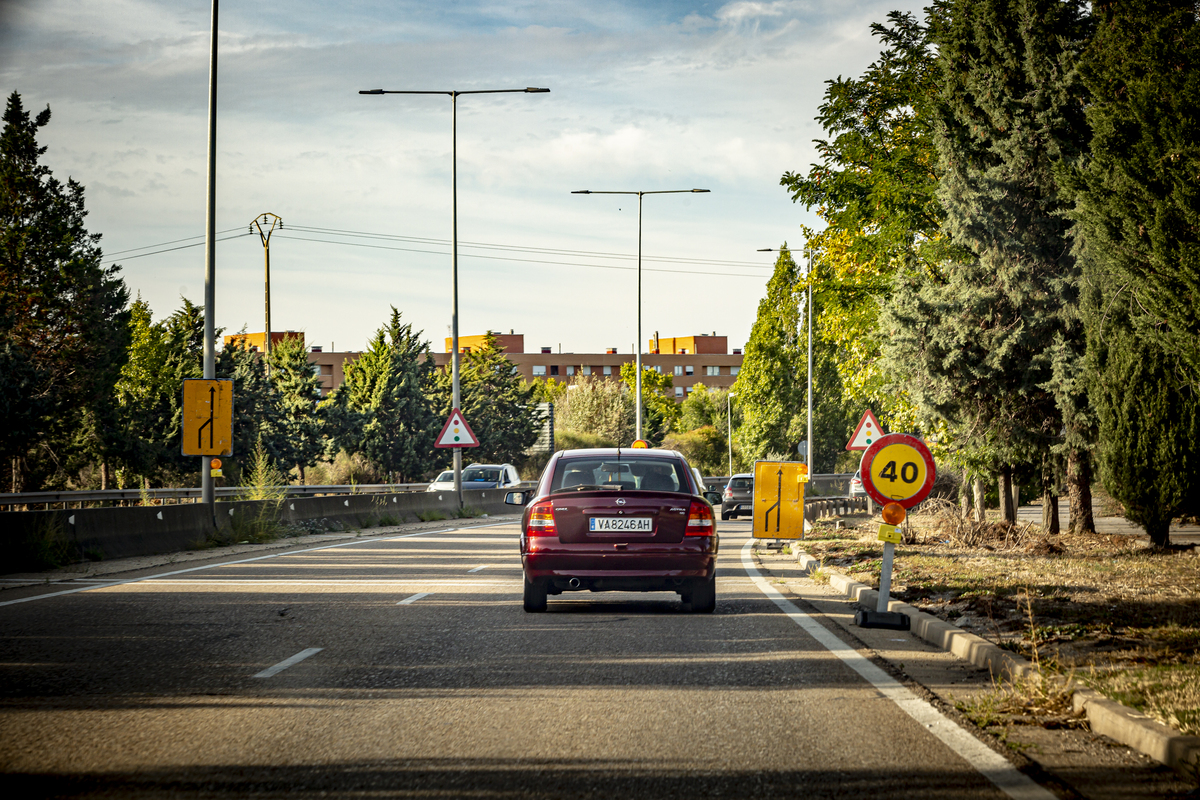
[[182, 379, 234, 456], [752, 460, 806, 539]]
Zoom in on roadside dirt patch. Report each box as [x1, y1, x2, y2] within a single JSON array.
[[798, 506, 1200, 738]]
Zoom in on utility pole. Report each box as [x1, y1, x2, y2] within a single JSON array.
[[250, 213, 283, 372], [200, 0, 218, 521]]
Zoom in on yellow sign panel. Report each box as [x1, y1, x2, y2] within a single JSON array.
[[182, 379, 234, 456], [877, 523, 902, 544], [867, 442, 931, 504], [752, 460, 806, 539]]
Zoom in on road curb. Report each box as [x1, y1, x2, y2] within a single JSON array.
[[791, 550, 1200, 779]]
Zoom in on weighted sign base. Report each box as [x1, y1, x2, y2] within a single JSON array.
[[854, 609, 910, 630]]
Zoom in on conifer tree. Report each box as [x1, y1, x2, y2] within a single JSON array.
[[885, 0, 1092, 522], [0, 92, 130, 491], [269, 335, 325, 482], [733, 246, 803, 461], [1070, 0, 1200, 542], [435, 332, 540, 465], [337, 308, 437, 482]]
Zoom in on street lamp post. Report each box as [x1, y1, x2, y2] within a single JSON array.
[[572, 188, 710, 441], [360, 86, 549, 505], [250, 213, 282, 372], [758, 246, 814, 468], [727, 391, 736, 477]]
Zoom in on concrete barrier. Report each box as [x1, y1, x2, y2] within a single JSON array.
[[0, 487, 520, 571]]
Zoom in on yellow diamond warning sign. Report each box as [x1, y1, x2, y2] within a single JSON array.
[[435, 408, 480, 448]]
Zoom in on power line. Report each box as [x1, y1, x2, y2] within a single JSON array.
[[272, 232, 771, 279], [100, 223, 776, 277], [284, 223, 770, 269], [101, 232, 251, 264]]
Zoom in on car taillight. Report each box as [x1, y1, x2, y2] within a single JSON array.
[[686, 499, 714, 535], [527, 500, 557, 537]]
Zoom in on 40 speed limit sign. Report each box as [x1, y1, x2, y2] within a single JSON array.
[[861, 433, 936, 509]]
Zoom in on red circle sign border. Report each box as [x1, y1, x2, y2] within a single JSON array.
[[860, 433, 936, 509]]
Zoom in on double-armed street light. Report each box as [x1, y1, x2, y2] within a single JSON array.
[[360, 86, 549, 505], [572, 189, 711, 441], [758, 246, 814, 469]]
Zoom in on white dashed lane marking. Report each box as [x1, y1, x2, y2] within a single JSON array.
[[253, 647, 324, 678]]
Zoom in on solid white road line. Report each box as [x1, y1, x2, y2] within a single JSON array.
[[252, 647, 324, 678], [467, 565, 488, 573], [0, 521, 515, 609], [740, 540, 1055, 800], [397, 592, 431, 605]]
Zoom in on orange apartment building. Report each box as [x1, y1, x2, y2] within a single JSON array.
[[238, 331, 744, 400]]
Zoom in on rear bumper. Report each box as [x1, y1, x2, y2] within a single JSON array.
[[522, 538, 717, 590]]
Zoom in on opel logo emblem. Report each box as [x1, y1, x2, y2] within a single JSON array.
[[615, 498, 626, 505]]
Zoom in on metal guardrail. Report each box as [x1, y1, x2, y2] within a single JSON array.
[[0, 482, 538, 511]]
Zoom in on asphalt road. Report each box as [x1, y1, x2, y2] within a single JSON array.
[[0, 518, 1054, 799]]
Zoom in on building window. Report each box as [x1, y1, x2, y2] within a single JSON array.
[[550, 365, 559, 376], [566, 365, 575, 376], [532, 365, 546, 376], [582, 366, 591, 375], [653, 365, 662, 373], [674, 365, 683, 376], [685, 365, 694, 376], [603, 366, 612, 376], [731, 366, 740, 376], [706, 365, 720, 376], [675, 387, 683, 398]]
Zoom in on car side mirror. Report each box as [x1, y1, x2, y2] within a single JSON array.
[[505, 491, 527, 506], [703, 491, 722, 505]]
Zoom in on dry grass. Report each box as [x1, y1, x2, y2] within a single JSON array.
[[800, 505, 1200, 736]]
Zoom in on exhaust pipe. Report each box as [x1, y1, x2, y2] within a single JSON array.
[[568, 578, 582, 589]]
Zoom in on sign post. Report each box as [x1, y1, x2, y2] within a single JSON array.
[[855, 432, 936, 630]]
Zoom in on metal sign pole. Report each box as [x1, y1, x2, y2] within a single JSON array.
[[200, 0, 218, 525]]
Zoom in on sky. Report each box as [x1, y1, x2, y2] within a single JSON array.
[[1, 0, 924, 356]]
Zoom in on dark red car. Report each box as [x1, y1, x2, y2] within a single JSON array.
[[506, 448, 722, 613]]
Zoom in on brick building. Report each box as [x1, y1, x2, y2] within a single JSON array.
[[260, 330, 744, 399]]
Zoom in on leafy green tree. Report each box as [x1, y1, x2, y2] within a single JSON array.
[[0, 91, 130, 491], [434, 332, 541, 465], [662, 426, 727, 476], [269, 335, 324, 482], [555, 374, 634, 446], [620, 362, 679, 445], [780, 12, 952, 421], [680, 384, 736, 440], [733, 246, 804, 461], [527, 377, 568, 405], [336, 308, 438, 482]]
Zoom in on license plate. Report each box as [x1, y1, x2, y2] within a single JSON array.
[[589, 517, 652, 532]]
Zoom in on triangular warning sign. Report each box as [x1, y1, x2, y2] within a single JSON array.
[[434, 408, 480, 448], [846, 409, 885, 450]]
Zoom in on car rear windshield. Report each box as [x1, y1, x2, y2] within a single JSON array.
[[729, 478, 752, 490], [551, 457, 692, 494], [463, 468, 501, 482]]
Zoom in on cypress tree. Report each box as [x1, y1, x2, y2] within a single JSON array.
[[733, 246, 803, 460], [885, 0, 1092, 522], [1070, 0, 1200, 543], [269, 335, 325, 482]]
